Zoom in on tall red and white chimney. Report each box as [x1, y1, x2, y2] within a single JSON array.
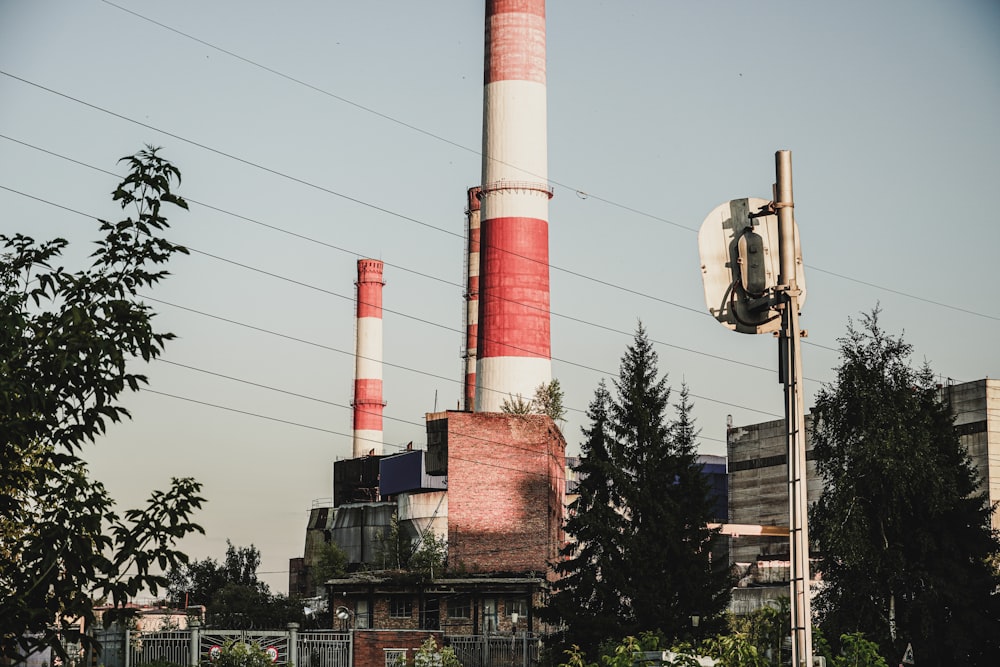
[[475, 0, 553, 412], [463, 186, 481, 411], [352, 259, 385, 456]]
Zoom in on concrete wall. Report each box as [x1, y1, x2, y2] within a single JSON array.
[[727, 378, 1000, 563], [942, 378, 999, 532]]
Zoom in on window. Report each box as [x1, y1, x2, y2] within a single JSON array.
[[355, 600, 370, 629], [447, 596, 470, 619], [506, 598, 528, 618], [390, 596, 413, 619], [482, 598, 497, 632], [385, 649, 406, 667]]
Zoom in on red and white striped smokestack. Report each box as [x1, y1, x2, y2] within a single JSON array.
[[475, 0, 553, 412], [352, 259, 385, 457], [463, 186, 481, 411]]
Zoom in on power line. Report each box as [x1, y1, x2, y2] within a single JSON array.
[[0, 177, 807, 400], [90, 4, 1000, 323]]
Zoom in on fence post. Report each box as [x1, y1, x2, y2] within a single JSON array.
[[286, 623, 299, 666], [124, 625, 131, 667], [189, 618, 201, 667]]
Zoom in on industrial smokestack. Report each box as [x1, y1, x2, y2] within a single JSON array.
[[352, 259, 385, 457], [475, 0, 553, 412], [463, 186, 481, 411]]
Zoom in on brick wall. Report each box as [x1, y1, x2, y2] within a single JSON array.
[[352, 629, 439, 667], [436, 412, 566, 574]]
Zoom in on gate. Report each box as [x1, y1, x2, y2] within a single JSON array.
[[122, 626, 349, 667], [295, 632, 350, 667], [445, 634, 538, 667]]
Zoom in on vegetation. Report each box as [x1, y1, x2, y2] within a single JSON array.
[[546, 324, 730, 657], [411, 636, 463, 667], [166, 541, 301, 629], [207, 639, 275, 667], [809, 309, 1000, 664], [0, 147, 203, 662], [312, 542, 349, 587], [500, 379, 567, 426], [373, 512, 447, 580]]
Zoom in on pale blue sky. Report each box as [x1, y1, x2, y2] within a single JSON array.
[[2, 1, 998, 593]]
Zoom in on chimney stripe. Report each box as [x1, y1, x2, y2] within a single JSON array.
[[353, 259, 384, 456], [475, 0, 551, 412]]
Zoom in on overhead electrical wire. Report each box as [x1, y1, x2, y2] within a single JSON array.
[[0, 131, 839, 360], [0, 180, 790, 425], [92, 1, 1000, 324]]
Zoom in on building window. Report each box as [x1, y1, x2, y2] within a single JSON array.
[[448, 596, 470, 619], [385, 649, 406, 667], [506, 598, 528, 618], [390, 596, 413, 619], [482, 598, 497, 633], [355, 600, 370, 629]]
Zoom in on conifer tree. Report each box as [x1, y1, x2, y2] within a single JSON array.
[[810, 309, 1000, 665], [612, 328, 729, 641], [546, 324, 730, 655], [546, 381, 629, 653]]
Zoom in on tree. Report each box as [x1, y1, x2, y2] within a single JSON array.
[[0, 147, 203, 662], [533, 379, 567, 424], [412, 636, 463, 667], [809, 309, 1000, 665], [545, 380, 630, 653], [167, 541, 301, 629], [547, 324, 730, 657], [211, 639, 275, 667], [312, 542, 349, 588], [500, 379, 566, 426]]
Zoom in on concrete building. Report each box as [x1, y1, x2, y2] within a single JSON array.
[[726, 377, 999, 612]]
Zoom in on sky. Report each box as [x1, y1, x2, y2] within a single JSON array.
[[2, 1, 998, 595]]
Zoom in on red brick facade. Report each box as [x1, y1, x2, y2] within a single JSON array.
[[427, 411, 566, 575], [351, 629, 439, 667]]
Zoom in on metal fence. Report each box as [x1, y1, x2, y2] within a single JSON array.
[[118, 626, 349, 667], [445, 634, 539, 667], [25, 627, 535, 667]]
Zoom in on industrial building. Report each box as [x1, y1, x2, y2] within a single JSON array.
[[289, 3, 567, 664], [726, 377, 999, 612]]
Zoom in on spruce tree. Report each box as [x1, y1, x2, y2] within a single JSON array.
[[546, 380, 629, 654], [613, 328, 729, 641], [546, 324, 730, 654], [810, 309, 1000, 665]]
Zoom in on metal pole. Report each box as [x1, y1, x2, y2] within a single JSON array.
[[187, 618, 200, 667], [775, 149, 813, 667]]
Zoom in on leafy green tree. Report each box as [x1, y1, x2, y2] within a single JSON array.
[[0, 147, 203, 662], [167, 541, 301, 629], [534, 379, 567, 424], [209, 639, 275, 667], [411, 636, 463, 667], [312, 542, 349, 587], [831, 633, 887, 667], [809, 309, 1000, 665], [500, 393, 534, 415], [547, 325, 730, 657], [409, 530, 448, 579]]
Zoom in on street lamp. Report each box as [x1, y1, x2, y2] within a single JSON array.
[[335, 606, 352, 632]]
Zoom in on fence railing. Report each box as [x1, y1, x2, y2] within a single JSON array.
[[32, 626, 538, 667], [446, 634, 539, 667]]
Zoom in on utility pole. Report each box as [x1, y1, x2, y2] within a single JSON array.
[[774, 150, 813, 667], [698, 150, 813, 666]]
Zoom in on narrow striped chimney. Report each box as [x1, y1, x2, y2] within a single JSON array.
[[463, 186, 481, 411], [352, 259, 385, 457], [475, 0, 553, 412]]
